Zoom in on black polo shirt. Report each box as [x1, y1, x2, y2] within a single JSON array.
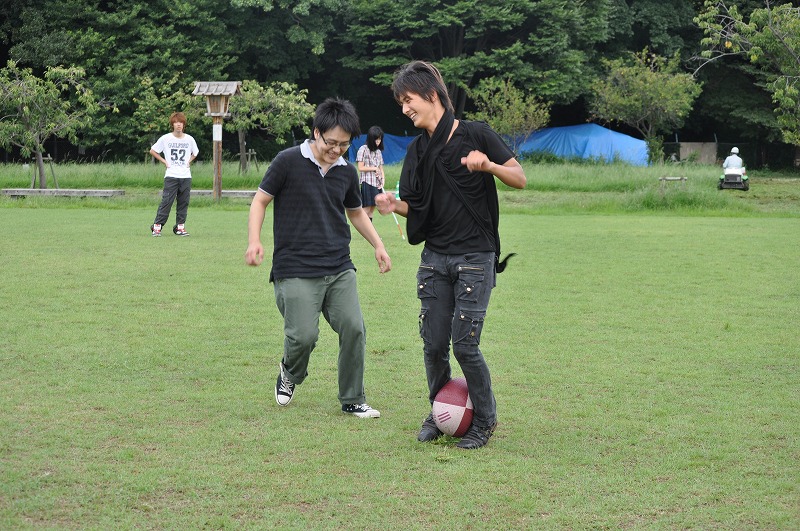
[[258, 141, 362, 281]]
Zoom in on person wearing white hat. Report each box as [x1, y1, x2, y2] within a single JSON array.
[[723, 147, 743, 169]]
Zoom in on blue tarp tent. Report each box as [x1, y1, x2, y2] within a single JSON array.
[[347, 133, 415, 165], [518, 123, 648, 166]]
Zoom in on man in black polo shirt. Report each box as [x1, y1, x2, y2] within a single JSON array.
[[245, 98, 391, 419]]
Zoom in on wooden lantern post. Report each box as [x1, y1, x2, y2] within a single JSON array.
[[192, 81, 242, 201]]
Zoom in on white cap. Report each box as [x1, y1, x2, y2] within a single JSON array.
[[731, 147, 739, 154]]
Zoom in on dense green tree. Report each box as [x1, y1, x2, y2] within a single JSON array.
[[0, 1, 18, 65], [8, 0, 236, 155], [0, 61, 100, 187], [224, 80, 315, 172], [696, 1, 800, 145], [230, 0, 347, 56], [1, 0, 795, 165], [5, 0, 326, 159], [686, 62, 780, 145], [684, 0, 781, 147], [466, 77, 550, 154], [341, 0, 616, 117], [589, 50, 702, 162], [611, 0, 701, 57]]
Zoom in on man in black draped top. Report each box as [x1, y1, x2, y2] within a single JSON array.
[[375, 61, 527, 449]]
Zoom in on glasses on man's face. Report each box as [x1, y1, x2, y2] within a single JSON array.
[[319, 133, 351, 150]]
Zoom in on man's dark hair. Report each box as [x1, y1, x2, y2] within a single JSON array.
[[391, 61, 454, 114], [313, 97, 361, 138], [366, 126, 384, 152]]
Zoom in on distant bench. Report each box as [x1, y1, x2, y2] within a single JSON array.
[[659, 176, 687, 192], [2, 188, 125, 198], [2, 189, 257, 199], [185, 190, 256, 199]]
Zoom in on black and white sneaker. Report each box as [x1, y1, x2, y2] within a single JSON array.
[[275, 363, 295, 406], [173, 224, 189, 236], [342, 403, 380, 418]]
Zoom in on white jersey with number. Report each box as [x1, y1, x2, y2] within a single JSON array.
[[152, 133, 199, 179]]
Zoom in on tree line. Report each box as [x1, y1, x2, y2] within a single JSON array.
[[1, 0, 798, 171]]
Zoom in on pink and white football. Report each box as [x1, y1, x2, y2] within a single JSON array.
[[432, 377, 474, 437]]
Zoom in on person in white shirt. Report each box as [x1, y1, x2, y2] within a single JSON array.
[[149, 112, 199, 237], [722, 146, 743, 170]]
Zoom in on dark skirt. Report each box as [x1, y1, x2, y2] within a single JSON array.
[[360, 182, 381, 207]]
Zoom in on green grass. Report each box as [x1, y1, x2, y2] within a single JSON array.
[[1, 161, 264, 192], [3, 161, 798, 216], [1, 163, 799, 528]]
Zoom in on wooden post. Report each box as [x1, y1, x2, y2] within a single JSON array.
[[192, 81, 242, 202], [213, 116, 223, 201]]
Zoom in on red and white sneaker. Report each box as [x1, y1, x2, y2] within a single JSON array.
[[173, 224, 189, 236], [150, 224, 162, 237]]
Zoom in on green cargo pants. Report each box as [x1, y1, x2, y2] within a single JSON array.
[[273, 269, 367, 405]]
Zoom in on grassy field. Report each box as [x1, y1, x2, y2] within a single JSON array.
[[2, 160, 799, 215], [1, 162, 798, 528]]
